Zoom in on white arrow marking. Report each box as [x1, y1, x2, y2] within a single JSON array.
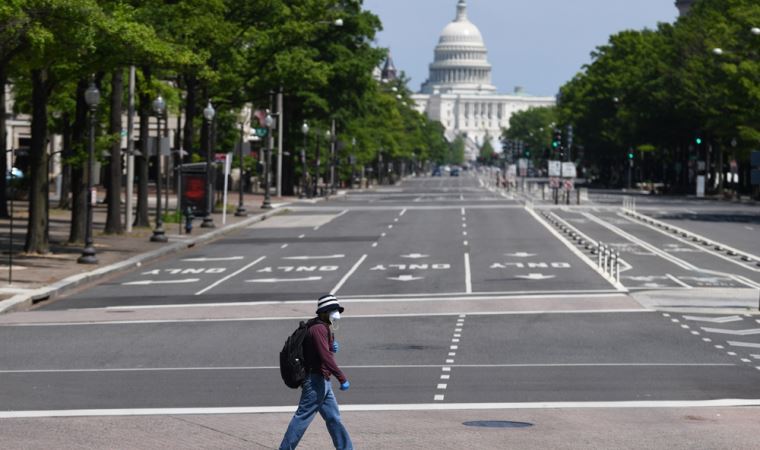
[[683, 315, 743, 324], [388, 275, 424, 282], [123, 279, 200, 286], [246, 277, 322, 283], [283, 255, 345, 261], [506, 252, 536, 258], [181, 256, 244, 262], [515, 273, 555, 281], [401, 253, 429, 259], [701, 327, 760, 336]]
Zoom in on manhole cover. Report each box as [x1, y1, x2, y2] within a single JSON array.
[[463, 420, 534, 429]]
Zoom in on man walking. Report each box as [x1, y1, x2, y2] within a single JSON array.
[[280, 294, 353, 450]]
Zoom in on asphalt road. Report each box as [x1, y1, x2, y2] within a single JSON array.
[[2, 172, 759, 417]]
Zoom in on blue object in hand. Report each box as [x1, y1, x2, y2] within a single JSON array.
[[332, 341, 340, 353], [340, 380, 350, 391]]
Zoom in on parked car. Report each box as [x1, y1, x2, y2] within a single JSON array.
[[450, 167, 460, 177], [432, 166, 443, 176]]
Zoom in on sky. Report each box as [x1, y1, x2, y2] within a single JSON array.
[[362, 0, 679, 97]]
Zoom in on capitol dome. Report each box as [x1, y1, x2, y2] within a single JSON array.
[[421, 0, 496, 94]]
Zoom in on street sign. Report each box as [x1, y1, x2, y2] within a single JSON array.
[[561, 162, 577, 178], [548, 160, 561, 177], [255, 128, 268, 137]]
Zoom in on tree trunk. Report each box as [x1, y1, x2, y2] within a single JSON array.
[[0, 66, 9, 218], [183, 74, 196, 158], [69, 80, 88, 244], [24, 69, 50, 254], [58, 112, 72, 209], [133, 66, 151, 227], [105, 69, 124, 234]]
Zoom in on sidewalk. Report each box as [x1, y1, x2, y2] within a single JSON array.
[[0, 190, 305, 313]]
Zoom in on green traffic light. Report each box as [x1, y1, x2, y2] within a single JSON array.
[[627, 152, 634, 159], [552, 142, 558, 148], [696, 137, 702, 145]]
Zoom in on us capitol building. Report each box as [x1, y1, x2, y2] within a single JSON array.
[[410, 0, 555, 160]]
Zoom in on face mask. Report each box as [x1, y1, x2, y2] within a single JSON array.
[[329, 310, 341, 330]]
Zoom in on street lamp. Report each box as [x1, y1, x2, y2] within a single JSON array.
[[326, 123, 337, 195], [150, 95, 168, 243], [751, 27, 760, 36], [77, 81, 100, 264], [300, 121, 309, 199], [262, 113, 274, 209], [202, 101, 216, 228], [235, 106, 249, 217]]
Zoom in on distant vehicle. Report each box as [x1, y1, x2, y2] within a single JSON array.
[[450, 167, 460, 177], [432, 166, 442, 176], [6, 168, 22, 181]]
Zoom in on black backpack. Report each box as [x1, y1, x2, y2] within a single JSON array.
[[279, 320, 313, 389]]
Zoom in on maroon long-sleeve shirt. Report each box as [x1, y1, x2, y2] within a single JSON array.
[[304, 318, 347, 384]]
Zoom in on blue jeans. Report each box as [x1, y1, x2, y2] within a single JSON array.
[[280, 373, 353, 450]]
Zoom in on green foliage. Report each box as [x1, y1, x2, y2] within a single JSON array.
[[502, 106, 557, 156], [556, 0, 760, 189]]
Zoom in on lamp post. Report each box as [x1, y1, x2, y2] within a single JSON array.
[[261, 113, 274, 209], [300, 121, 309, 199], [78, 82, 100, 264], [150, 96, 168, 242], [235, 106, 249, 217], [314, 132, 321, 197], [326, 122, 337, 195], [202, 101, 216, 228]]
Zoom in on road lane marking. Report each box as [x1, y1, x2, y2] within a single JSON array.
[[194, 256, 266, 296], [283, 255, 345, 261], [683, 315, 744, 324], [122, 279, 200, 286], [281, 244, 288, 249], [728, 341, 760, 349], [702, 327, 760, 336], [4, 399, 760, 418], [247, 277, 322, 283], [399, 209, 407, 216], [332, 254, 368, 294], [0, 363, 734, 374], [588, 213, 760, 289], [529, 209, 625, 291], [182, 257, 244, 262], [464, 253, 472, 294], [665, 274, 692, 289], [621, 212, 760, 274]]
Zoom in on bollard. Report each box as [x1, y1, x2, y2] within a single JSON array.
[[597, 242, 602, 267], [615, 252, 621, 283], [184, 206, 194, 234]]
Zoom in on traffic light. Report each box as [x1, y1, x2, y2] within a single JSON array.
[[627, 151, 634, 160], [695, 137, 702, 145], [552, 129, 561, 149]]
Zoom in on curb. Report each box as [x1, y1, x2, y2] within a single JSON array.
[[0, 205, 292, 314]]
